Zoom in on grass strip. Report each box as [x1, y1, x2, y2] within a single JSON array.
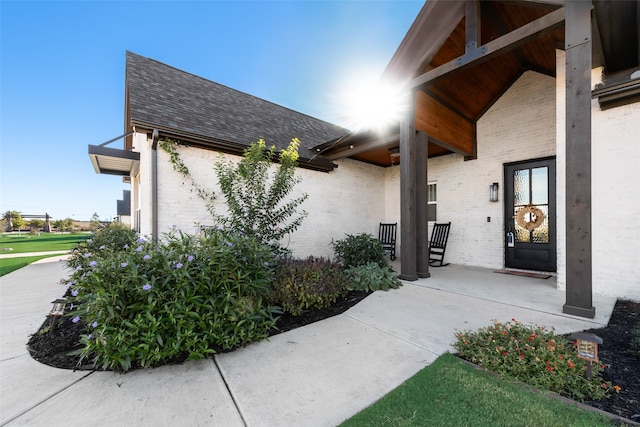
[[0, 233, 89, 254], [340, 353, 614, 427], [0, 255, 62, 277]]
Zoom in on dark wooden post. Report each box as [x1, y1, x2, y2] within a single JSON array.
[[399, 90, 418, 281], [416, 131, 430, 278], [563, 0, 595, 318], [465, 0, 481, 51]]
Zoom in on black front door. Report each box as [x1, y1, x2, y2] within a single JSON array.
[[505, 158, 556, 272]]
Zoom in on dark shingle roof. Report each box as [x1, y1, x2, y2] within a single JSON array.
[[126, 52, 348, 170]]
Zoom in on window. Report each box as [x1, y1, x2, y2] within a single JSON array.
[[427, 182, 437, 222]]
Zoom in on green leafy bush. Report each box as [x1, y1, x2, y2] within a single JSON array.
[[345, 262, 402, 292], [270, 256, 348, 316], [453, 319, 618, 401], [332, 233, 386, 269], [67, 222, 138, 270], [66, 227, 278, 371]]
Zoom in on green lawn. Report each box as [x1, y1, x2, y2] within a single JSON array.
[[0, 255, 63, 276], [341, 353, 615, 427], [0, 232, 90, 254], [0, 233, 90, 277]]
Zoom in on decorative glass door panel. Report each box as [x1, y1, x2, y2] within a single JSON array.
[[505, 159, 556, 272]]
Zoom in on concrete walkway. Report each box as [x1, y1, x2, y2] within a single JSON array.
[[0, 251, 70, 259], [0, 258, 617, 426]]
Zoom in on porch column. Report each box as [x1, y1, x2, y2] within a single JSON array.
[[563, 0, 595, 318], [416, 131, 430, 278], [399, 90, 418, 281]]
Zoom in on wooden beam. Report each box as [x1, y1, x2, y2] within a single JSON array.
[[428, 135, 472, 157], [496, 0, 565, 10], [408, 6, 565, 89], [382, 1, 464, 83], [399, 91, 418, 281], [465, 0, 481, 50], [415, 92, 474, 156], [563, 0, 595, 319], [423, 88, 474, 123], [416, 131, 430, 278]]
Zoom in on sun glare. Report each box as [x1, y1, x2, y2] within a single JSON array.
[[337, 76, 409, 133]]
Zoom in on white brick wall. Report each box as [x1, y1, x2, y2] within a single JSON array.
[[290, 158, 387, 258], [136, 140, 387, 259], [590, 69, 640, 300]]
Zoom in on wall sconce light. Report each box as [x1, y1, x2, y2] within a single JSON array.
[[49, 298, 66, 336], [388, 147, 400, 166], [489, 182, 499, 202]]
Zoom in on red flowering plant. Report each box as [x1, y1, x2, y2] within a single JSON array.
[[453, 319, 619, 401]]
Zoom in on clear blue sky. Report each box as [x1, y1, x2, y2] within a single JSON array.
[[1, 0, 423, 222]]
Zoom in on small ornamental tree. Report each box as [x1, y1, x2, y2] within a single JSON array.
[[59, 218, 74, 233], [214, 138, 308, 250]]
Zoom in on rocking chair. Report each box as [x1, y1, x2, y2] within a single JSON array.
[[429, 222, 451, 267], [378, 222, 397, 261]]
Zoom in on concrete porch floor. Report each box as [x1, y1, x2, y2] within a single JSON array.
[[386, 259, 615, 326]]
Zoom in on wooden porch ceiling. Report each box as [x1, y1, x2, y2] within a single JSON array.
[[321, 0, 565, 167]]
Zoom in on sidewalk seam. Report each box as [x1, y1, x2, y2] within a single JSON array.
[[212, 356, 248, 427], [0, 354, 29, 363], [0, 371, 93, 426]]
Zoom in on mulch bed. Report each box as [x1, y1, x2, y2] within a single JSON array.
[[27, 294, 639, 421], [27, 290, 371, 370], [577, 299, 640, 422]]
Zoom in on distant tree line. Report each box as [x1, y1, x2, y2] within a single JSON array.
[[1, 211, 106, 233]]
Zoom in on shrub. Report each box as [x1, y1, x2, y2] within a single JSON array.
[[345, 262, 402, 292], [453, 319, 617, 401], [66, 222, 138, 270], [214, 139, 308, 253], [332, 233, 386, 269], [270, 256, 348, 316], [66, 227, 278, 371]]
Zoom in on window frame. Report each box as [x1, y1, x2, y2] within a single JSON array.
[[427, 181, 437, 222]]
